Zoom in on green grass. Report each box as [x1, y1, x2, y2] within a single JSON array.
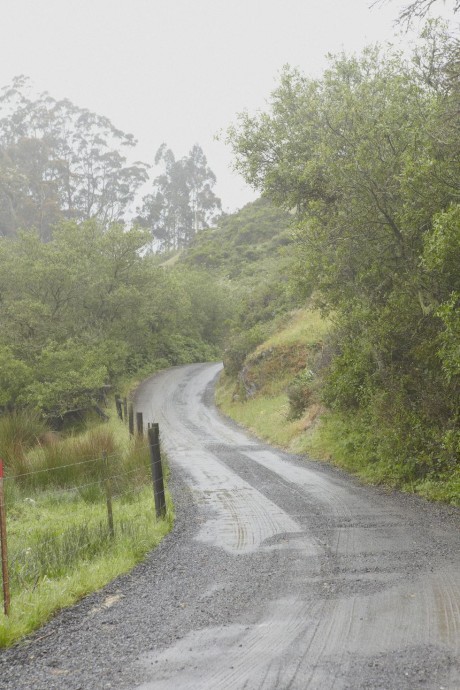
[[253, 308, 330, 352], [305, 412, 460, 505], [217, 307, 328, 450], [217, 376, 303, 448], [0, 489, 172, 646], [0, 408, 173, 646], [220, 375, 460, 506]]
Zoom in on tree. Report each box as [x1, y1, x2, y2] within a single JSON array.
[[138, 143, 221, 251], [0, 216, 230, 416], [374, 0, 460, 24], [0, 76, 149, 239], [227, 25, 460, 478], [0, 220, 152, 414]]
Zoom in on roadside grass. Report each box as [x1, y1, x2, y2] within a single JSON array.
[[305, 413, 460, 505], [217, 308, 328, 451], [217, 307, 460, 507], [252, 308, 329, 353], [0, 410, 48, 469], [216, 377, 307, 449], [0, 407, 172, 647], [1, 487, 172, 647]]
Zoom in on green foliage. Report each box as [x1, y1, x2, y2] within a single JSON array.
[[183, 197, 302, 378], [287, 368, 315, 419], [223, 323, 270, 377], [0, 80, 230, 422], [0, 219, 229, 418], [0, 347, 32, 408], [216, 308, 329, 450], [227, 25, 460, 487], [21, 341, 108, 416], [183, 197, 292, 279]]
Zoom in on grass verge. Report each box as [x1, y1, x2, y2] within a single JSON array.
[[0, 407, 173, 647]]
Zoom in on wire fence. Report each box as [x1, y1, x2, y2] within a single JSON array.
[[0, 411, 166, 617]]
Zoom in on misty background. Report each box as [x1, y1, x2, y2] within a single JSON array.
[[1, 0, 452, 212]]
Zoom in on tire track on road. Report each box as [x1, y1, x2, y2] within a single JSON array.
[[134, 363, 460, 690]]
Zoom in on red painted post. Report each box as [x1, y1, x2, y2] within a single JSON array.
[[0, 460, 10, 616]]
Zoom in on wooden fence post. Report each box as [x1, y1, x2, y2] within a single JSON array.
[[115, 395, 123, 421], [0, 460, 10, 616], [103, 452, 114, 539], [128, 404, 134, 437], [136, 412, 144, 437], [148, 425, 166, 519]]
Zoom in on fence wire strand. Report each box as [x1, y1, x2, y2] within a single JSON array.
[[1, 423, 168, 603], [4, 444, 152, 481]]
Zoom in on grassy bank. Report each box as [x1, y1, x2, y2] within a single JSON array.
[[217, 308, 460, 506], [0, 409, 172, 647], [217, 309, 328, 451]]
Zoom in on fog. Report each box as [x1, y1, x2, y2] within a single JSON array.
[[0, 0, 454, 210]]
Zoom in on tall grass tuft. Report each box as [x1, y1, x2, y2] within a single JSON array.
[[121, 435, 152, 492], [0, 411, 47, 476], [8, 426, 117, 490], [0, 408, 172, 647]]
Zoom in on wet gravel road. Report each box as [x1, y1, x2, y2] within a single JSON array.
[[1, 362, 460, 689]]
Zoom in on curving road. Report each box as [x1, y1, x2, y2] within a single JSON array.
[[1, 362, 460, 689], [133, 363, 460, 689]]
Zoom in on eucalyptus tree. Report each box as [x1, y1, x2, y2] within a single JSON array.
[[0, 76, 149, 239], [377, 0, 460, 23], [139, 143, 221, 251]]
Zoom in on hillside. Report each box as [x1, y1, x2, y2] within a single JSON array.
[[183, 197, 303, 374], [216, 308, 329, 450], [182, 196, 293, 279]]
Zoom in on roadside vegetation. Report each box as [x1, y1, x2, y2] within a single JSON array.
[[222, 22, 460, 506], [0, 221, 229, 420], [0, 83, 226, 641], [217, 307, 460, 505], [0, 81, 289, 642], [0, 407, 172, 647], [1, 2, 460, 640], [216, 308, 329, 450]]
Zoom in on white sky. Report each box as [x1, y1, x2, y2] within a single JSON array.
[[0, 0, 456, 212]]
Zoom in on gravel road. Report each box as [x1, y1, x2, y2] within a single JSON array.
[[1, 362, 460, 689]]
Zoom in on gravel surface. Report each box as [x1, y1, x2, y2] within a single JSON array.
[[1, 362, 460, 689]]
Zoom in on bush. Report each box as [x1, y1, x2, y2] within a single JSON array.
[[287, 368, 315, 419]]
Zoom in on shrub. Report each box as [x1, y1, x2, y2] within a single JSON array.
[[287, 368, 315, 419]]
